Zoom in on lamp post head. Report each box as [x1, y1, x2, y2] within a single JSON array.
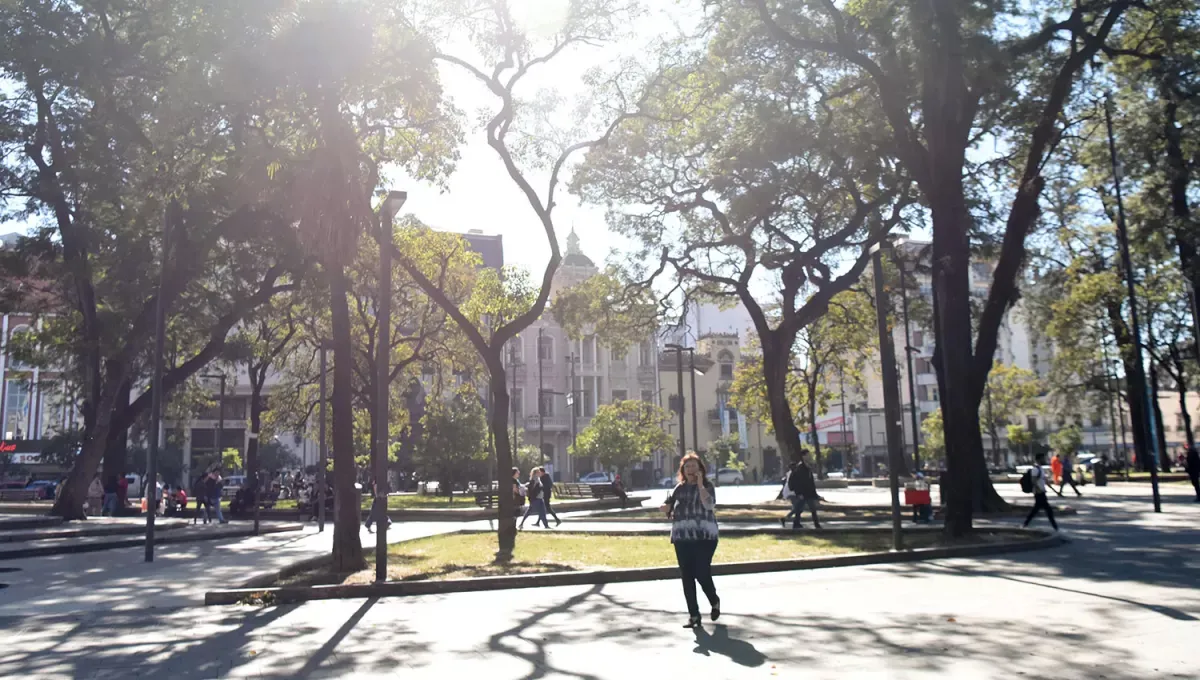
[[381, 190, 408, 219]]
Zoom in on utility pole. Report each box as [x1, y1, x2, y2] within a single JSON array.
[[145, 201, 176, 562], [374, 190, 404, 582], [510, 354, 520, 458], [1105, 93, 1161, 512], [871, 243, 904, 551], [538, 327, 545, 465], [569, 353, 579, 477], [666, 344, 687, 459]]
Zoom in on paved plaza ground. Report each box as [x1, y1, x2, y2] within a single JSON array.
[[1, 482, 1198, 679]]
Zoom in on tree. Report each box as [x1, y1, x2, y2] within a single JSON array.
[[572, 23, 910, 481], [1007, 424, 1033, 463], [571, 400, 674, 478], [981, 364, 1043, 465], [248, 0, 461, 571], [920, 409, 946, 469], [707, 433, 746, 482], [257, 440, 302, 476], [1049, 425, 1084, 460], [384, 0, 652, 559], [0, 1, 301, 519], [414, 384, 490, 502], [748, 0, 1141, 535]]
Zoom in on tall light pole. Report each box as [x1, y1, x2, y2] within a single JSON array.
[[537, 327, 546, 465], [1104, 94, 1161, 512], [687, 348, 700, 465], [200, 373, 227, 469], [871, 243, 904, 551], [145, 201, 177, 562], [666, 344, 687, 460], [509, 353, 521, 459], [567, 353, 579, 480], [891, 240, 922, 473], [318, 341, 330, 532], [375, 190, 406, 582]]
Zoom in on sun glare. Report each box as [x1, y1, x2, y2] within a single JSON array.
[[511, 0, 570, 38]]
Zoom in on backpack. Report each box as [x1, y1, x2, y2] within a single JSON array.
[[1019, 469, 1034, 494]]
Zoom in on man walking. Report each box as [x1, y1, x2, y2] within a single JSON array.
[[1056, 452, 1082, 497], [206, 469, 228, 524], [1186, 447, 1200, 502], [1022, 452, 1059, 531], [786, 455, 821, 530]]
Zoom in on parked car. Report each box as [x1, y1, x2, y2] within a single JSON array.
[[659, 476, 677, 488], [579, 471, 615, 484], [124, 474, 143, 498], [708, 468, 745, 485], [25, 480, 57, 500]]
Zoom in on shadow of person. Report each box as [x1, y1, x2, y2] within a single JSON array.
[[692, 623, 767, 667]]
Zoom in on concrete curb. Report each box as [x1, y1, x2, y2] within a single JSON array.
[[0, 523, 304, 561], [204, 528, 1063, 606]]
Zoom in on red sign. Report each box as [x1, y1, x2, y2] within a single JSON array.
[[0, 442, 16, 453]]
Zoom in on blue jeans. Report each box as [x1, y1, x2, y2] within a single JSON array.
[[103, 492, 118, 516], [210, 497, 225, 523], [521, 498, 548, 527]]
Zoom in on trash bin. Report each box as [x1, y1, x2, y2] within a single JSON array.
[[904, 480, 933, 523], [1094, 462, 1108, 486]]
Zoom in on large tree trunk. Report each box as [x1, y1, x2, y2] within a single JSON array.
[[1161, 67, 1200, 365], [328, 271, 365, 572], [487, 361, 516, 560], [51, 367, 126, 519], [1109, 303, 1153, 470], [1172, 347, 1195, 451], [101, 379, 132, 481], [762, 335, 805, 467]]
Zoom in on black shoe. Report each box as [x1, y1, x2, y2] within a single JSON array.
[[711, 604, 720, 621], [780, 518, 787, 528], [556, 519, 562, 526], [683, 616, 701, 628]]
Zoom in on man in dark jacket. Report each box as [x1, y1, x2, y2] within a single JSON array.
[[787, 455, 822, 529], [1186, 447, 1200, 502], [540, 470, 561, 526]]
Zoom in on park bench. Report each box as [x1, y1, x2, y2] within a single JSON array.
[[554, 483, 619, 500], [0, 489, 40, 502], [474, 491, 500, 508]]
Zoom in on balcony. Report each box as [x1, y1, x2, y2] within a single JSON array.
[[637, 365, 657, 382], [524, 414, 572, 431]]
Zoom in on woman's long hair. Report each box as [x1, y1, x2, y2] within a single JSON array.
[[676, 451, 707, 485]]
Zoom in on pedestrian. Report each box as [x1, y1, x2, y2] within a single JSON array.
[[117, 474, 129, 510], [661, 451, 720, 629], [540, 469, 561, 526], [779, 462, 799, 527], [193, 473, 210, 524], [86, 474, 104, 516], [612, 473, 628, 509], [206, 469, 228, 524], [519, 467, 549, 529], [364, 477, 391, 533], [785, 455, 821, 530], [510, 467, 526, 517], [1022, 452, 1059, 532], [102, 475, 119, 517], [1186, 447, 1200, 502], [1056, 452, 1082, 497], [1050, 452, 1063, 487]]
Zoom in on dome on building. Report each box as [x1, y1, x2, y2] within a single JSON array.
[[562, 227, 595, 268]]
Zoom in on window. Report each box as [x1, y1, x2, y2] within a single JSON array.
[[507, 336, 524, 365], [39, 380, 65, 437], [611, 389, 627, 402], [971, 262, 991, 280], [915, 358, 933, 374], [639, 341, 653, 366], [538, 390, 555, 417], [541, 443, 555, 461], [1027, 416, 1038, 433], [4, 378, 30, 439], [718, 350, 734, 381], [511, 388, 523, 419], [537, 334, 554, 362], [610, 347, 626, 363], [1091, 413, 1103, 428], [7, 325, 33, 370], [641, 389, 654, 403], [668, 394, 683, 414], [918, 385, 939, 402], [582, 376, 597, 417], [581, 336, 596, 364], [912, 330, 924, 347]]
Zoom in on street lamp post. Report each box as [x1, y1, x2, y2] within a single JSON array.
[[537, 328, 546, 466], [870, 243, 905, 551], [687, 348, 700, 467], [1104, 94, 1161, 512], [665, 344, 687, 459], [318, 341, 330, 532], [568, 353, 579, 480], [375, 190, 406, 582], [891, 242, 923, 473], [145, 201, 177, 562]]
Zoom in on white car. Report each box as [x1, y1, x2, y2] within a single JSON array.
[[708, 468, 745, 485], [579, 471, 614, 484]]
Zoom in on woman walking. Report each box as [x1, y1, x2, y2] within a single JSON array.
[[519, 467, 549, 529], [661, 452, 720, 628]]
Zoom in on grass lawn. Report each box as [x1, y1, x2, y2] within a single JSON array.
[[589, 508, 886, 522], [217, 493, 485, 512], [281, 530, 1027, 587]]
